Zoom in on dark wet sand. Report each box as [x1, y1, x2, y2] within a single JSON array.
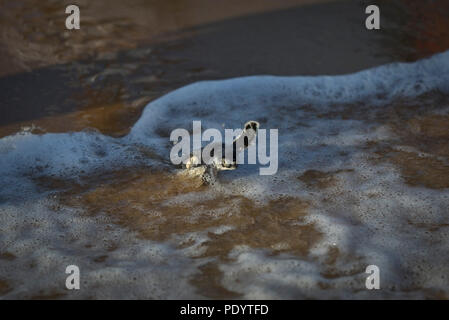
[[1, 0, 448, 137], [1, 0, 449, 300]]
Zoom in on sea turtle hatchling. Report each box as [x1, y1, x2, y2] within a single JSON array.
[[182, 121, 259, 185]]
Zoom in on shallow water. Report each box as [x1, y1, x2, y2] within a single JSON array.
[[1, 0, 449, 299]]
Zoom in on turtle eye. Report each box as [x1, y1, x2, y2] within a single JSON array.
[[246, 124, 251, 130]]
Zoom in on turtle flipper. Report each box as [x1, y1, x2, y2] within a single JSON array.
[[201, 165, 218, 185]]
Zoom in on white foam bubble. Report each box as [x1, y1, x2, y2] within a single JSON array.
[[129, 50, 449, 151], [1, 50, 449, 298]]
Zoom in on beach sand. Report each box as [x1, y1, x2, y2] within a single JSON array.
[[1, 0, 448, 137], [1, 0, 449, 299]]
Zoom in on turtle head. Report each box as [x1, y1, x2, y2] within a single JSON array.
[[244, 121, 259, 133]]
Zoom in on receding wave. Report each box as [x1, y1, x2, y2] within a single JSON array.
[[1, 51, 449, 299]]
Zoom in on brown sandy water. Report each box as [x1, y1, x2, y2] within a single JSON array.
[[44, 170, 320, 298], [1, 0, 449, 299]]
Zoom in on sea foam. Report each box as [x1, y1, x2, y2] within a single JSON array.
[[1, 50, 449, 298]]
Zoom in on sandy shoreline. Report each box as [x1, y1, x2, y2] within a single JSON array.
[[1, 0, 448, 137], [1, 0, 449, 300]]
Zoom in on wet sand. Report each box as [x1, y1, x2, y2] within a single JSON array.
[[1, 0, 449, 300], [1, 0, 448, 137]]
